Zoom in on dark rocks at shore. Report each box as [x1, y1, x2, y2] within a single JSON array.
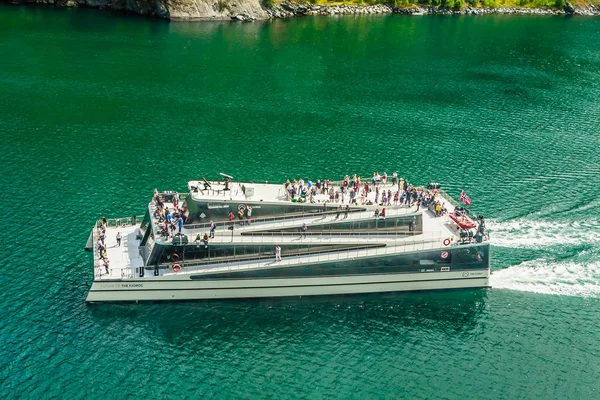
[[266, 2, 393, 18], [231, 13, 257, 21], [265, 1, 600, 19]]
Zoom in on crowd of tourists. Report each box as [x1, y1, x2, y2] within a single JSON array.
[[283, 172, 443, 212], [153, 190, 188, 240]]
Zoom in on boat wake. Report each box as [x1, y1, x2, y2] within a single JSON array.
[[491, 258, 600, 298], [487, 218, 600, 249], [488, 218, 600, 298]]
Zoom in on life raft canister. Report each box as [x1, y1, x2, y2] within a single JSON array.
[[443, 238, 451, 246], [172, 263, 181, 273], [171, 253, 180, 261]]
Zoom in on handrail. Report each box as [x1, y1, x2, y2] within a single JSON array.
[[438, 189, 459, 208], [183, 208, 363, 231], [97, 215, 145, 228]]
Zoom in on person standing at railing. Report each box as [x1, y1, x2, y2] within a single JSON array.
[[116, 232, 122, 247], [103, 258, 110, 275], [209, 221, 216, 238], [173, 192, 180, 209], [300, 223, 308, 239], [275, 245, 282, 262], [203, 233, 209, 249], [246, 206, 252, 224], [97, 239, 105, 257]]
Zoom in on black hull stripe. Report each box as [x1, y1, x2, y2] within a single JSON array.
[[90, 276, 488, 292]]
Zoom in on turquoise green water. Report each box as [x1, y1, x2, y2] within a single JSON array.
[[1, 5, 600, 398]]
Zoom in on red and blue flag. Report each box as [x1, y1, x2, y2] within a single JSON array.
[[460, 190, 471, 206]]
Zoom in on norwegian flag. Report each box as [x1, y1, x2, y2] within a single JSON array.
[[460, 190, 471, 206]]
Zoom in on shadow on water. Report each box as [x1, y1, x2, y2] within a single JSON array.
[[87, 289, 489, 344]]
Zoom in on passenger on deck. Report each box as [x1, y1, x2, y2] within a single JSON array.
[[372, 172, 381, 184], [209, 221, 216, 238], [275, 245, 282, 262], [344, 205, 350, 219], [203, 233, 209, 248], [380, 208, 386, 219], [374, 208, 380, 217], [300, 223, 308, 238], [116, 232, 122, 247], [228, 211, 235, 223], [246, 206, 252, 224], [195, 234, 202, 248]]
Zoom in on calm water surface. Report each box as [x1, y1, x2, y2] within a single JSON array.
[[1, 5, 599, 399]]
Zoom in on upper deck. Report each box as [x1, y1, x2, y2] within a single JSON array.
[[188, 180, 287, 203]]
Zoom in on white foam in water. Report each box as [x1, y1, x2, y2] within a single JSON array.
[[488, 218, 600, 297], [487, 218, 600, 249], [491, 259, 600, 298]]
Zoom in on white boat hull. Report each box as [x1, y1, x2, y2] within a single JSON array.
[[86, 270, 489, 302]]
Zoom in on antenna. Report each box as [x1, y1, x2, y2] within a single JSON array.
[[219, 172, 234, 180]]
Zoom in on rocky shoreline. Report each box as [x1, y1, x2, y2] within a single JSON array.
[[260, 1, 600, 21], [5, 0, 600, 21]]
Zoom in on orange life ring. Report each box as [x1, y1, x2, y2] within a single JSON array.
[[172, 263, 181, 273], [443, 238, 451, 246], [171, 253, 179, 261]]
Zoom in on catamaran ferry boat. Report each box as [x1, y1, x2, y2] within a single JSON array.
[[84, 174, 490, 303]]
